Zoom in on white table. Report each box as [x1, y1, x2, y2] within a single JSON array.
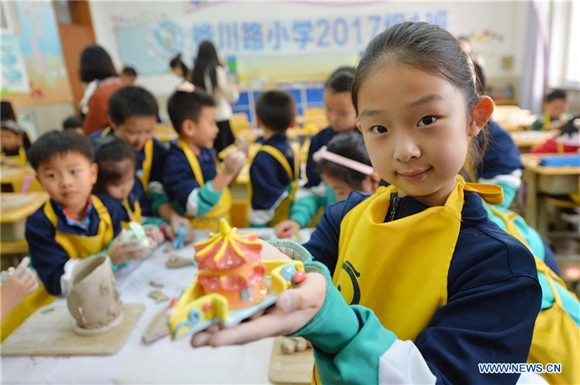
[[1, 229, 311, 384]]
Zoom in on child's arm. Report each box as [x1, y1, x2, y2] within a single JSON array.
[[25, 212, 72, 296], [288, 184, 328, 227], [248, 152, 289, 227], [1, 257, 38, 322], [192, 240, 541, 385]]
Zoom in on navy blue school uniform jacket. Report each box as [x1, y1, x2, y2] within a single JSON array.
[[303, 191, 541, 384]]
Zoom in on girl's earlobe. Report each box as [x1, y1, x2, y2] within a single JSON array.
[[356, 121, 362, 132]]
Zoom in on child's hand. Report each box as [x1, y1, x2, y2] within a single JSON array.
[[1, 257, 38, 321], [165, 215, 195, 244], [144, 225, 164, 251], [274, 220, 301, 238], [235, 139, 250, 157], [108, 237, 148, 265], [190, 272, 326, 347], [223, 148, 246, 176]]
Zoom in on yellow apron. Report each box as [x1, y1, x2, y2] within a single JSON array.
[[0, 195, 115, 341], [176, 139, 231, 230], [486, 205, 579, 385], [311, 176, 502, 384], [121, 197, 142, 229], [0, 147, 27, 165], [249, 144, 300, 226], [138, 139, 153, 194]]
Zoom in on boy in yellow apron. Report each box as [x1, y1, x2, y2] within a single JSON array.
[[1, 131, 142, 341], [163, 89, 246, 230], [189, 22, 548, 384], [89, 86, 193, 244], [249, 91, 300, 227]]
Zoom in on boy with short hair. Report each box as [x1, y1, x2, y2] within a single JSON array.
[[531, 89, 572, 131], [249, 90, 300, 227], [163, 88, 246, 230], [1, 131, 144, 340], [120, 66, 138, 86], [62, 116, 85, 135], [90, 85, 193, 242]]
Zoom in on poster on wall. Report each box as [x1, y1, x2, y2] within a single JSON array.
[[2, 0, 72, 105], [1, 35, 30, 94], [112, 2, 449, 84]]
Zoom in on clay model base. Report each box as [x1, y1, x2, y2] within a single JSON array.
[[71, 309, 124, 337]]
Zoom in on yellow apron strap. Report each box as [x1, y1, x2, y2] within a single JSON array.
[[464, 181, 504, 206], [43, 201, 58, 227], [177, 139, 205, 187], [91, 195, 114, 243], [543, 113, 551, 130], [18, 147, 27, 164], [100, 126, 112, 137], [260, 145, 295, 180], [122, 198, 142, 225], [486, 204, 529, 248]]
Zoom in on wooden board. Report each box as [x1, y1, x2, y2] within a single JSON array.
[[1, 303, 145, 356], [269, 336, 315, 384]]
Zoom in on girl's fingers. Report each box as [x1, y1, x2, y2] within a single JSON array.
[[276, 273, 326, 313]]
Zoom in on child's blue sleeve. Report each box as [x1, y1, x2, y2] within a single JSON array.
[[25, 210, 70, 296]]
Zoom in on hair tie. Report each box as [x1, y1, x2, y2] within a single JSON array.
[[313, 146, 374, 176]]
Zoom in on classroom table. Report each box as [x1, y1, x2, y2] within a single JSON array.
[[510, 130, 555, 153], [0, 192, 49, 259], [1, 228, 312, 384], [0, 165, 41, 193], [521, 153, 580, 233]]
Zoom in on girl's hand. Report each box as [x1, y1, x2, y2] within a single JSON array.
[[144, 225, 164, 250], [108, 236, 148, 265], [166, 215, 195, 244], [274, 220, 301, 238], [190, 272, 326, 347]]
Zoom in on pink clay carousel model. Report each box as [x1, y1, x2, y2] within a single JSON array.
[[168, 220, 306, 339]]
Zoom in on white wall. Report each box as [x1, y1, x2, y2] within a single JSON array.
[[89, 1, 529, 105]]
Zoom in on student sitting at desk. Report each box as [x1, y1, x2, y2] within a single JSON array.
[[90, 86, 194, 243], [1, 131, 146, 340], [249, 90, 300, 227], [1, 120, 29, 166], [530, 89, 572, 131], [274, 67, 359, 237], [531, 115, 580, 154], [94, 137, 165, 257], [163, 87, 246, 230]]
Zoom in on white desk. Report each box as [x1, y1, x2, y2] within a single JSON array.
[[1, 228, 312, 384]]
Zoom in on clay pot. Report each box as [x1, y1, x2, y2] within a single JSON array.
[[66, 256, 123, 336]]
